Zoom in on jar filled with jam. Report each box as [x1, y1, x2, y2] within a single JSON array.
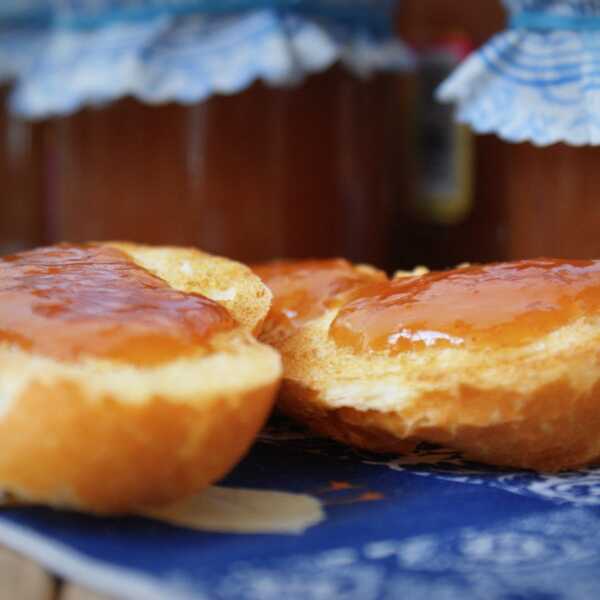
[[12, 1, 413, 269], [436, 0, 600, 263]]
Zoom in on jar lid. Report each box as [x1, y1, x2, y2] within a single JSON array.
[[8, 0, 413, 118], [438, 0, 600, 146]]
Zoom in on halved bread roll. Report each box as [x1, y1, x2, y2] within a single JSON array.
[[255, 258, 600, 472], [0, 243, 281, 513]]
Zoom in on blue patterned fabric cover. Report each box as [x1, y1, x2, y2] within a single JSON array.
[[1, 417, 600, 599], [0, 1, 50, 83], [438, 0, 600, 146], [0, 0, 412, 117]]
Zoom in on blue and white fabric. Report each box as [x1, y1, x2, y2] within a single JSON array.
[[438, 0, 600, 146], [4, 0, 412, 118], [2, 417, 600, 599], [0, 1, 51, 82]]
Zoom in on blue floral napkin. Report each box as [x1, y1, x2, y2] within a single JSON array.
[[0, 417, 598, 600]]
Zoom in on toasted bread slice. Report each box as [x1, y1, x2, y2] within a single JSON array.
[[0, 243, 282, 513], [256, 259, 600, 472]]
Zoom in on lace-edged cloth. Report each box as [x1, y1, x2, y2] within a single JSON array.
[[1, 1, 413, 117]]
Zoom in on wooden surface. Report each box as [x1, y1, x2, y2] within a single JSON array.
[[0, 545, 115, 600], [0, 546, 55, 600], [60, 583, 115, 600]]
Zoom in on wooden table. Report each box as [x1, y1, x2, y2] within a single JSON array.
[[0, 546, 114, 600]]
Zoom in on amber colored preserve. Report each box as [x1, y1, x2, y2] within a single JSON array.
[[331, 259, 600, 353], [44, 67, 403, 267], [0, 245, 235, 365], [437, 138, 600, 264], [254, 258, 385, 333]]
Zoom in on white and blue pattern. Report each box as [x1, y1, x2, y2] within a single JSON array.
[[3, 0, 412, 118], [0, 1, 50, 82], [1, 417, 600, 599], [438, 0, 600, 146], [0, 27, 48, 83]]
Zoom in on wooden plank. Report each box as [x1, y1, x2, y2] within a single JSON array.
[[0, 545, 55, 600], [60, 583, 116, 600]]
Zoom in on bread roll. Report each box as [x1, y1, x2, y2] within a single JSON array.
[[0, 243, 281, 513], [255, 258, 600, 472]]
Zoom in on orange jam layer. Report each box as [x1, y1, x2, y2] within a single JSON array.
[[254, 259, 385, 331], [330, 259, 600, 353], [0, 244, 235, 365]]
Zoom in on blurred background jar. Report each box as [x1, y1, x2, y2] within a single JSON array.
[[12, 1, 413, 268], [432, 0, 600, 266], [0, 5, 47, 254], [8, 0, 600, 271]]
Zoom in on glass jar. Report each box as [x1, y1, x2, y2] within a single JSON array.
[[0, 86, 42, 254], [44, 66, 406, 267], [434, 0, 600, 264]]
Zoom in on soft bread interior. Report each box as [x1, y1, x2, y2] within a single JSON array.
[[0, 331, 281, 414], [281, 310, 600, 413]]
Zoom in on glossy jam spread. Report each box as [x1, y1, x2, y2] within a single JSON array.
[[331, 259, 600, 353], [254, 259, 385, 331], [0, 244, 235, 365]]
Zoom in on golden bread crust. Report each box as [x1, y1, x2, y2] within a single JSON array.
[[278, 375, 600, 471], [0, 379, 277, 513], [0, 243, 282, 512]]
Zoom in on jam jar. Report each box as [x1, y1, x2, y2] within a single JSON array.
[[13, 2, 413, 268], [43, 68, 404, 266], [438, 0, 600, 263]]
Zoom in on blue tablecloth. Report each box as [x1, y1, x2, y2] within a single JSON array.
[[0, 416, 598, 599]]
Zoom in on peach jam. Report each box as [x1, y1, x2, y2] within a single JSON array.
[[0, 244, 235, 365], [254, 259, 385, 331], [330, 259, 600, 353]]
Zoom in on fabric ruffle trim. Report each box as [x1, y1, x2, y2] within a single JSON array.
[[10, 10, 413, 118], [438, 28, 600, 146]]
